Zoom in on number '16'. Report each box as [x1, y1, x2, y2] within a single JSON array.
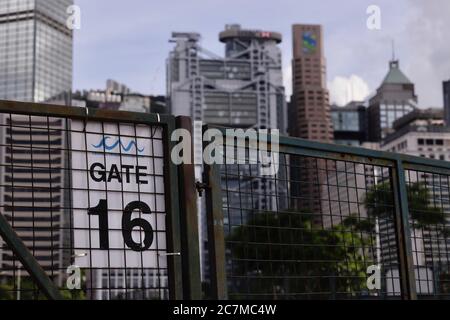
[[88, 199, 154, 252]]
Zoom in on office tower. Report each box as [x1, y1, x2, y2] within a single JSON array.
[[444, 80, 450, 126], [0, 113, 67, 284], [0, 0, 73, 102], [168, 24, 286, 132], [167, 24, 287, 285], [0, 0, 73, 287], [289, 24, 333, 141], [331, 101, 368, 146], [368, 60, 417, 142], [289, 24, 333, 217], [168, 24, 287, 214]]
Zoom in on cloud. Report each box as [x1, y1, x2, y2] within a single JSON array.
[[401, 0, 450, 107], [328, 74, 371, 106], [73, 0, 448, 108]]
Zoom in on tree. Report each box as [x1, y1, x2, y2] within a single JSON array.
[[364, 181, 449, 234], [0, 276, 86, 300], [0, 283, 13, 300], [227, 209, 374, 299]]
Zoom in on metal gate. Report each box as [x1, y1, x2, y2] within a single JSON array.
[[1, 100, 450, 300], [203, 126, 450, 300], [0, 100, 201, 300]]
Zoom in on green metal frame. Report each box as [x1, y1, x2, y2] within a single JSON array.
[[203, 127, 450, 300], [0, 100, 185, 300], [391, 160, 417, 300], [176, 116, 202, 299], [3, 101, 450, 300], [212, 126, 450, 175], [203, 125, 228, 300]]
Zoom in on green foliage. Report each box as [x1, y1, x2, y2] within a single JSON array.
[[364, 181, 449, 232], [60, 288, 86, 300], [227, 209, 374, 299], [0, 283, 13, 300], [0, 277, 86, 300], [227, 179, 449, 299]]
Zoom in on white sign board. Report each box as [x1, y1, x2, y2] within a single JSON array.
[[71, 120, 167, 268]]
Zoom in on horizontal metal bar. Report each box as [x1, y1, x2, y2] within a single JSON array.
[[279, 144, 395, 167], [212, 126, 450, 174], [402, 162, 450, 176], [279, 135, 450, 172], [0, 100, 174, 125]]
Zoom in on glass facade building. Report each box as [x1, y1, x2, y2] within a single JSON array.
[[368, 60, 417, 142], [168, 25, 286, 131], [0, 0, 73, 288], [444, 80, 450, 127], [0, 0, 73, 102], [332, 109, 360, 132], [331, 102, 368, 146], [379, 103, 414, 131]]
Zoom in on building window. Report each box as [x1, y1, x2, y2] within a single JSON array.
[[426, 139, 434, 145], [439, 155, 445, 161], [436, 139, 444, 146], [418, 139, 424, 145]]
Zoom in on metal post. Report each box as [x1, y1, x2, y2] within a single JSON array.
[[203, 125, 227, 300], [176, 116, 202, 299], [17, 266, 21, 300], [391, 159, 417, 300], [164, 117, 184, 300]]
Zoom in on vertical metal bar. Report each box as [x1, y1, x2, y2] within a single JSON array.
[[203, 126, 227, 300], [164, 118, 183, 299], [176, 116, 202, 299], [391, 159, 417, 300], [0, 212, 63, 300]]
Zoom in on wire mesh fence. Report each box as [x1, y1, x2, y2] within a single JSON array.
[[404, 169, 450, 298], [0, 105, 181, 300], [204, 130, 450, 300], [1, 103, 450, 300], [218, 145, 399, 299]]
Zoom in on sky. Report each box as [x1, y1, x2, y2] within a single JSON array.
[[73, 0, 450, 108]]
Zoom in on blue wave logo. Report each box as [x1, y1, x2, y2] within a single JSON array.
[[92, 136, 144, 153]]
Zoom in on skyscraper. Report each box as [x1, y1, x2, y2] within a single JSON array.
[[368, 60, 417, 142], [168, 24, 287, 285], [0, 0, 73, 102], [0, 0, 73, 286], [289, 24, 333, 216], [289, 24, 333, 142], [444, 80, 450, 126], [168, 24, 286, 132]]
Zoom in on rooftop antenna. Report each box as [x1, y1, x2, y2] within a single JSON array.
[[391, 39, 396, 61]]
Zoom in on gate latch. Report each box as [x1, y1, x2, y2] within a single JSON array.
[[195, 181, 208, 197]]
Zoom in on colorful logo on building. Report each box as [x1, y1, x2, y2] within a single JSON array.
[[302, 32, 317, 53]]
